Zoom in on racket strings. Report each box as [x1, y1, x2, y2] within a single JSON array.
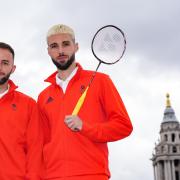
[[92, 26, 126, 64], [72, 25, 126, 115]]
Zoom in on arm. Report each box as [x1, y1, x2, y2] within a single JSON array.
[[37, 96, 51, 145], [71, 75, 133, 143], [26, 99, 43, 180]]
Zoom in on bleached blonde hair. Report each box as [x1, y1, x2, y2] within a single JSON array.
[[47, 24, 75, 41]]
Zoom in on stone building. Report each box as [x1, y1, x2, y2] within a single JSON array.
[[152, 94, 180, 180]]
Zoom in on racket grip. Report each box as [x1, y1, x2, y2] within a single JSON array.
[[72, 87, 89, 115]]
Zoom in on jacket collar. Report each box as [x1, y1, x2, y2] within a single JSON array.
[[45, 63, 83, 85], [0, 80, 18, 100], [6, 80, 18, 93]]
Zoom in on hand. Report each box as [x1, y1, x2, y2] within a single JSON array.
[[64, 115, 83, 132]]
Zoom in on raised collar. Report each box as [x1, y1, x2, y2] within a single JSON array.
[[0, 80, 18, 100], [7, 80, 18, 93], [45, 63, 83, 85]]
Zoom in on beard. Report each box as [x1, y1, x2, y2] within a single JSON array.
[[52, 54, 75, 71], [0, 71, 11, 85]]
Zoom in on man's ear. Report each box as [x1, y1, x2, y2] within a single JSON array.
[[75, 43, 79, 52], [11, 65, 16, 74]]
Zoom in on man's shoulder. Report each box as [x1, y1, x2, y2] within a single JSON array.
[[13, 90, 36, 104], [81, 69, 109, 79], [38, 84, 54, 99]]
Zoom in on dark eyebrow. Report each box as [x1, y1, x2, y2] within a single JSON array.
[[48, 40, 72, 48], [48, 42, 58, 47], [63, 40, 71, 43]]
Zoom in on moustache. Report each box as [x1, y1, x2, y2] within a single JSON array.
[[57, 54, 68, 60], [57, 53, 67, 57], [0, 72, 5, 76]]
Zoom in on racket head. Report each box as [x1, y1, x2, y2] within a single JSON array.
[[91, 25, 126, 65]]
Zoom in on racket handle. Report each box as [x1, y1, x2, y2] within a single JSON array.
[[72, 87, 89, 115]]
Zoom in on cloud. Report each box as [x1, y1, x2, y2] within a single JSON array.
[[1, 0, 180, 179]]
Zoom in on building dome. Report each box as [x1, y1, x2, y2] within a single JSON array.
[[152, 93, 180, 180], [162, 93, 178, 123]]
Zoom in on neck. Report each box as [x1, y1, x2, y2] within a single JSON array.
[[0, 82, 8, 94], [57, 62, 76, 81]]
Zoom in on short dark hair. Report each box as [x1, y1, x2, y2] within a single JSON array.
[[0, 42, 15, 59]]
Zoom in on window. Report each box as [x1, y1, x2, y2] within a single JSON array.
[[164, 134, 168, 141], [172, 134, 175, 142], [175, 171, 179, 180], [174, 160, 179, 167], [173, 146, 177, 153]]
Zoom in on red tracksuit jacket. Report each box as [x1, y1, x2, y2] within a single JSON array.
[[38, 63, 133, 179], [0, 80, 43, 180]]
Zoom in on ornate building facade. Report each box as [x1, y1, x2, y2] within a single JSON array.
[[152, 94, 180, 180]]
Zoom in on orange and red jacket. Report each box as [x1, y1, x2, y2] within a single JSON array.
[[38, 64, 133, 179], [0, 80, 43, 180]]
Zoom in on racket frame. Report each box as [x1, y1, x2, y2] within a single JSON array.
[[91, 25, 126, 65], [72, 25, 126, 115]]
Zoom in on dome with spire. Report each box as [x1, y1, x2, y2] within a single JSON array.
[[162, 93, 178, 123], [152, 93, 180, 180]]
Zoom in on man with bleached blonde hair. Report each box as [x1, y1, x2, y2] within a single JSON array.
[[47, 24, 75, 40], [38, 24, 133, 180]]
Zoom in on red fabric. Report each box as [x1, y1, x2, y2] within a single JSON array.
[[48, 174, 108, 180], [38, 64, 133, 179], [0, 80, 43, 180]]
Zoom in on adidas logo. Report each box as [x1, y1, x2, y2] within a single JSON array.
[[46, 96, 54, 104], [11, 103, 17, 111]]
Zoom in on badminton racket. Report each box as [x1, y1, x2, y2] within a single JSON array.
[[72, 25, 126, 115]]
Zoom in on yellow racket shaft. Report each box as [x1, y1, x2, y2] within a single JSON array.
[[72, 86, 89, 115]]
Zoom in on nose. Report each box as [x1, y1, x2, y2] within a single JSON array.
[[57, 46, 64, 54]]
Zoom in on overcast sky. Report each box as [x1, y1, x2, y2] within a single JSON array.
[[1, 0, 180, 179]]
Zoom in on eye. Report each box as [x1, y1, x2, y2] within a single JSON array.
[[2, 60, 9, 65], [62, 41, 70, 47]]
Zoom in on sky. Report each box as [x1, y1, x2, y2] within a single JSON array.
[[0, 0, 180, 179]]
